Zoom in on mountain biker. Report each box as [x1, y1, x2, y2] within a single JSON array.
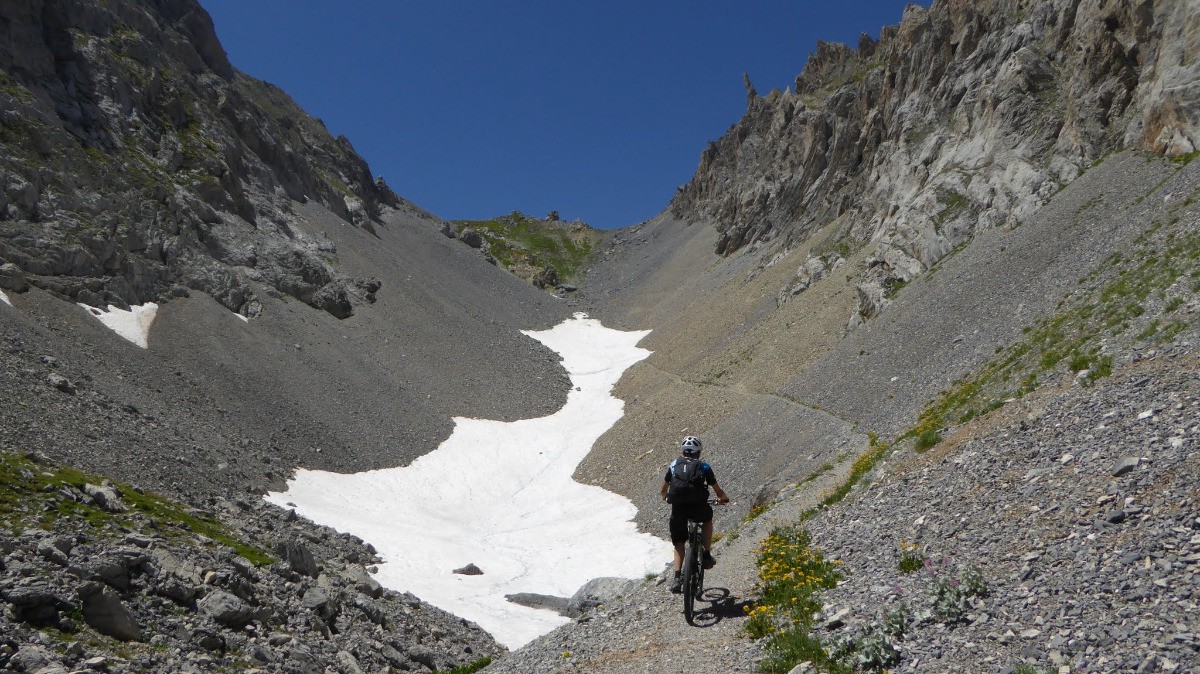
[[660, 436, 729, 593]]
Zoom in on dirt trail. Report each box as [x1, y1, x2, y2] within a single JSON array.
[[484, 464, 852, 674]]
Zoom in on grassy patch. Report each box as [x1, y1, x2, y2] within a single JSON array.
[[933, 188, 971, 232], [0, 70, 35, 102], [897, 539, 925, 574], [0, 450, 272, 566], [453, 212, 605, 283], [798, 462, 835, 486], [813, 234, 862, 261], [913, 428, 941, 452], [744, 501, 772, 523], [906, 225, 1200, 440], [1171, 150, 1200, 165], [807, 437, 891, 511], [433, 657, 493, 674]]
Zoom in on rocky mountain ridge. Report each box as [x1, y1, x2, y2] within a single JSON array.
[[0, 0, 407, 319], [670, 0, 1199, 324], [1, 1, 574, 670]]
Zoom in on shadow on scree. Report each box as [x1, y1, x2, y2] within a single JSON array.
[[688, 587, 756, 627]]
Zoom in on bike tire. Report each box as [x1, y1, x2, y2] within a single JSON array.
[[682, 539, 697, 624]]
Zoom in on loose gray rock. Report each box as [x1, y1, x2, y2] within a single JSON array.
[[191, 629, 225, 652], [0, 263, 29, 293], [197, 590, 252, 629], [453, 563, 484, 576], [80, 586, 142, 642], [1112, 457, 1140, 476], [83, 483, 126, 513], [342, 565, 383, 599], [0, 581, 72, 626], [460, 229, 484, 248], [335, 650, 365, 674], [274, 540, 319, 578], [7, 644, 61, 674], [46, 373, 75, 395]]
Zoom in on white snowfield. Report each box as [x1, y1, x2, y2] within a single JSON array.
[[77, 300, 248, 347], [265, 313, 672, 648], [79, 302, 158, 349], [0, 290, 11, 307]]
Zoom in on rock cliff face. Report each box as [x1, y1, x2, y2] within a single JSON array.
[[670, 0, 1200, 322], [0, 2, 571, 668], [0, 0, 404, 318]]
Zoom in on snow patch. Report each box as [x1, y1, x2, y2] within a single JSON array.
[[265, 313, 671, 648], [80, 302, 158, 349], [234, 313, 249, 323], [0, 290, 11, 307]]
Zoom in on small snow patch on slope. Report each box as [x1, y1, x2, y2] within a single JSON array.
[[80, 303, 158, 349], [0, 290, 11, 307], [265, 313, 671, 649]]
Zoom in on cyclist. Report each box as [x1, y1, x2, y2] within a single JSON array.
[[660, 435, 729, 593]]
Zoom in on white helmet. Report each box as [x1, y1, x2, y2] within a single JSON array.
[[681, 436, 702, 455]]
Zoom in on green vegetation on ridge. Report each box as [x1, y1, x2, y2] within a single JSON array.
[[453, 211, 605, 284], [0, 450, 273, 566], [907, 221, 1199, 447]]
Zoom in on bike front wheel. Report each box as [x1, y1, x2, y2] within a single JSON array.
[[682, 540, 697, 624]]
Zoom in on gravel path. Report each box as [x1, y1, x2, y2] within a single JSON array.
[[484, 465, 853, 674]]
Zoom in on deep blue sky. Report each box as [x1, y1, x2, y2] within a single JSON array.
[[199, 1, 920, 229]]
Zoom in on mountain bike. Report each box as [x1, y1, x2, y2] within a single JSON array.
[[681, 499, 721, 625]]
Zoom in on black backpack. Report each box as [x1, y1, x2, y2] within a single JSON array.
[[666, 457, 707, 504]]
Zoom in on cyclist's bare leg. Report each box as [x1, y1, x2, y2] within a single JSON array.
[[702, 521, 715, 552], [672, 541, 685, 571]]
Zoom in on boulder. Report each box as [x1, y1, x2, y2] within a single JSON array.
[[83, 483, 126, 513], [197, 589, 253, 629], [0, 580, 73, 626], [191, 629, 226, 653], [300, 587, 328, 611], [459, 229, 484, 248], [7, 644, 63, 674], [342, 566, 383, 599], [452, 563, 483, 576], [46, 373, 75, 395], [71, 556, 132, 591], [80, 585, 142, 642], [0, 263, 29, 293], [335, 651, 365, 674], [506, 577, 640, 618], [274, 540, 319, 578], [1112, 457, 1140, 476], [312, 283, 353, 320], [532, 267, 559, 289]]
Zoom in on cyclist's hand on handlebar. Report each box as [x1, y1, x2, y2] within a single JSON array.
[[717, 496, 730, 505]]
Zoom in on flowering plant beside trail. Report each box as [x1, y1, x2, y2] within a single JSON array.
[[745, 524, 845, 673]]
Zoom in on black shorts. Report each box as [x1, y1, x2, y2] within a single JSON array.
[[668, 501, 713, 543]]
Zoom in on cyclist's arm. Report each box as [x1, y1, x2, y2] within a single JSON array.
[[711, 482, 730, 504], [659, 480, 669, 501]]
